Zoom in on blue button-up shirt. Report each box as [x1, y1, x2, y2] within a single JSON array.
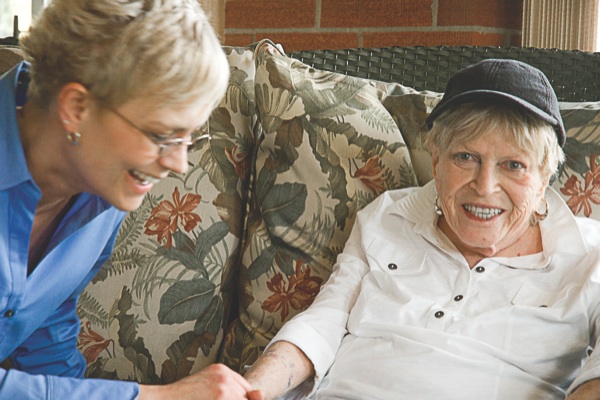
[[0, 63, 139, 398]]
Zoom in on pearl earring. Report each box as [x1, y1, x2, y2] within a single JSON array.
[[63, 120, 81, 145], [434, 195, 443, 216], [66, 131, 81, 146]]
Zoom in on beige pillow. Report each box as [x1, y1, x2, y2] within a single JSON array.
[[0, 47, 23, 75], [220, 40, 418, 371]]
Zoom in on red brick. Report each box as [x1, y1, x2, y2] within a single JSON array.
[[321, 0, 432, 28], [363, 31, 509, 47], [469, 32, 511, 46], [223, 34, 255, 48], [225, 0, 316, 29], [438, 0, 523, 29], [254, 32, 359, 52], [510, 34, 522, 47]]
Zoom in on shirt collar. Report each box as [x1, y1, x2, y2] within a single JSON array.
[[0, 62, 33, 191], [387, 180, 588, 270]]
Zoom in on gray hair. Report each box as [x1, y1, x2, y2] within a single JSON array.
[[20, 0, 229, 109], [426, 102, 565, 180]]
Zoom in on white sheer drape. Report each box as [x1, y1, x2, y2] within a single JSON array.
[[522, 0, 599, 51]]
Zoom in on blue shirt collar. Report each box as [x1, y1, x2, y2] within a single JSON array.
[[0, 62, 33, 190]]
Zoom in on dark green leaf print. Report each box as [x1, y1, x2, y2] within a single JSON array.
[[161, 331, 204, 383], [158, 278, 216, 325]]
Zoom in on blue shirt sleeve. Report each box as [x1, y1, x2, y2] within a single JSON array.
[[0, 368, 139, 399]]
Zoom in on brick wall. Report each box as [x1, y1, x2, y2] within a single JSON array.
[[223, 0, 523, 52]]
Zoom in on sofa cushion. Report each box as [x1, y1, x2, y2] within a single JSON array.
[[380, 83, 442, 185], [220, 41, 418, 371], [76, 44, 258, 384], [553, 101, 600, 218], [0, 47, 23, 75]]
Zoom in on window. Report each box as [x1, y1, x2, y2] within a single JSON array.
[[0, 0, 47, 39]]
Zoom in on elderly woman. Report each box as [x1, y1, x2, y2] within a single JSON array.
[[243, 59, 600, 399], [0, 0, 261, 399]]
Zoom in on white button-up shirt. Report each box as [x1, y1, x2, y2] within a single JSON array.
[[272, 181, 600, 399]]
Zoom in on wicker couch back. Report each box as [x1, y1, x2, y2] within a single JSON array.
[[290, 46, 600, 102]]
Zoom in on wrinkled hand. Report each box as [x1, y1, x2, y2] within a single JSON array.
[[138, 363, 264, 400]]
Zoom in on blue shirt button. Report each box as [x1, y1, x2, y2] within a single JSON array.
[[4, 310, 15, 318]]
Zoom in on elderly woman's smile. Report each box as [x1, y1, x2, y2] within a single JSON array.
[[432, 127, 548, 263], [462, 204, 503, 220]]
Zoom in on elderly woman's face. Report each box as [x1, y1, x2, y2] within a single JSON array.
[[432, 130, 549, 258]]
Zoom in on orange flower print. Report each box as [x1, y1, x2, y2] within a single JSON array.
[[144, 186, 202, 247], [353, 156, 386, 196], [78, 321, 112, 364], [560, 155, 600, 217], [225, 144, 249, 179], [262, 260, 323, 321]]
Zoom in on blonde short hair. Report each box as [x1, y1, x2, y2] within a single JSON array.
[[426, 103, 565, 180], [20, 0, 229, 109]]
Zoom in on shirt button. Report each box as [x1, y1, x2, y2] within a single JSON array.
[[388, 263, 397, 270], [4, 310, 15, 318], [475, 266, 485, 273], [434, 311, 444, 318], [454, 295, 464, 301]]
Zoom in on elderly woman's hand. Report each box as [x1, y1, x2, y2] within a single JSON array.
[[138, 363, 262, 400]]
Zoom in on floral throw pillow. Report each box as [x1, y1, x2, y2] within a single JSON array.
[[76, 45, 257, 384], [552, 102, 600, 219], [220, 41, 418, 371], [380, 83, 442, 185]]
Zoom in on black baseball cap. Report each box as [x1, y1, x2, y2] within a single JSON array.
[[426, 59, 566, 147]]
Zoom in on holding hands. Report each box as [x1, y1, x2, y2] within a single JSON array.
[[138, 364, 264, 400]]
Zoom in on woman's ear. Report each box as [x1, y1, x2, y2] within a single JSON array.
[[57, 83, 91, 126]]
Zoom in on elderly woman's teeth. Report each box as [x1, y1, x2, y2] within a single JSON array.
[[464, 204, 502, 220], [130, 170, 160, 185]]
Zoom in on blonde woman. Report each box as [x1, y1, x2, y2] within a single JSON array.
[[0, 0, 260, 399]]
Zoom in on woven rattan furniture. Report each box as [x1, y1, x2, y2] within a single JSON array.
[[290, 45, 600, 102]]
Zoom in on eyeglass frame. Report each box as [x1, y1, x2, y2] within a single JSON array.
[[104, 107, 211, 156]]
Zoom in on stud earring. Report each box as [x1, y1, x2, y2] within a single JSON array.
[[66, 131, 81, 146], [434, 195, 443, 216]]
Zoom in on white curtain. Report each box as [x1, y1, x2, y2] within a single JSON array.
[[522, 0, 599, 51]]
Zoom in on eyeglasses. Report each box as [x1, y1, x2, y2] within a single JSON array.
[[106, 107, 210, 156]]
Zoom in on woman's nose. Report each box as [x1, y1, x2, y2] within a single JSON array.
[[470, 165, 499, 195], [159, 145, 189, 174]]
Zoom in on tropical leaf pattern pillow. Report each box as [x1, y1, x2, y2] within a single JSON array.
[[220, 41, 418, 371], [553, 102, 600, 217], [76, 45, 258, 383], [380, 83, 442, 185]]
